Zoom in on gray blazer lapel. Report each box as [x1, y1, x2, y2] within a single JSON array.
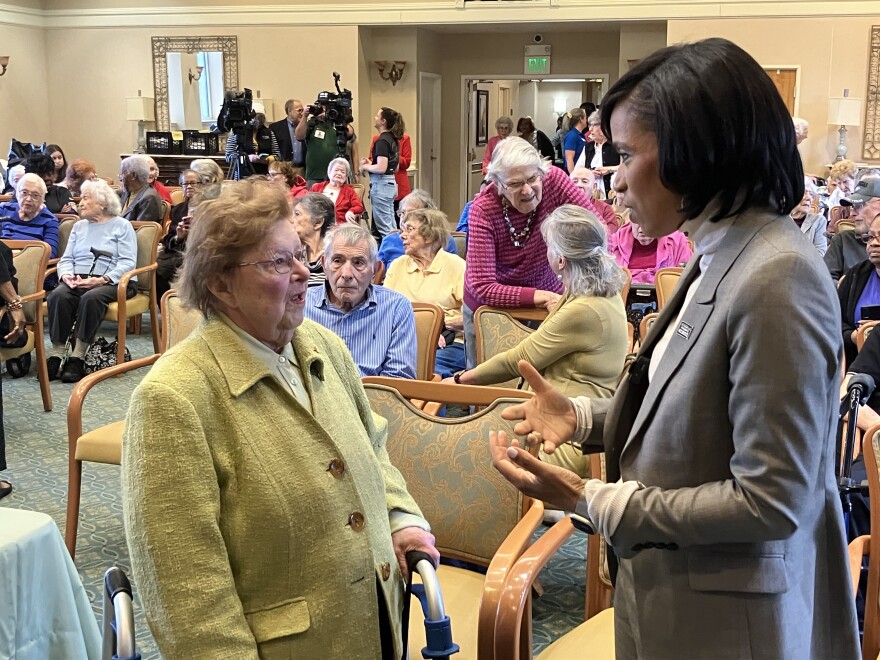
[[621, 211, 778, 456]]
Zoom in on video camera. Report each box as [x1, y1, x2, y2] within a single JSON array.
[[216, 88, 254, 133], [308, 72, 354, 157]]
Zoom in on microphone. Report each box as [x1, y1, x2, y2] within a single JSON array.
[[847, 373, 875, 405]]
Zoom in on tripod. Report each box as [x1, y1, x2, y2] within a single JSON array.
[[229, 123, 256, 181]]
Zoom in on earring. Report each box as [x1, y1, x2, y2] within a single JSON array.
[[556, 273, 563, 281]]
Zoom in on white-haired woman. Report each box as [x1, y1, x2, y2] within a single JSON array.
[[453, 205, 627, 475], [482, 116, 514, 174], [46, 178, 137, 382], [463, 136, 603, 368], [582, 110, 620, 197], [119, 154, 163, 222], [310, 157, 364, 225], [0, 173, 60, 259], [790, 178, 828, 255]]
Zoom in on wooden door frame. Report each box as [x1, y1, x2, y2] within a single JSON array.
[[762, 65, 801, 116]]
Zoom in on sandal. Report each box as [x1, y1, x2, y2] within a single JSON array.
[[0, 480, 12, 500]]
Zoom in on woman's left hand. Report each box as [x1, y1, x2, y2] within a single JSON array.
[[61, 201, 77, 213], [391, 527, 439, 578], [3, 308, 26, 343], [75, 276, 107, 290], [344, 210, 359, 224]]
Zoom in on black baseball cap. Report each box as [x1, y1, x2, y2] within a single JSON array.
[[841, 177, 880, 206]]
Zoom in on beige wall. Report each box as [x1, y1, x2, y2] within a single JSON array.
[[437, 29, 621, 215], [667, 17, 880, 176], [32, 24, 360, 181], [619, 22, 666, 77], [0, 23, 51, 168]]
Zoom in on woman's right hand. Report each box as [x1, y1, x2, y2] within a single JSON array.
[[62, 273, 78, 289], [500, 360, 576, 454], [534, 289, 561, 311], [176, 216, 192, 240]]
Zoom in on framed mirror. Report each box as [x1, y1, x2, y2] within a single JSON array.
[[152, 36, 239, 131]]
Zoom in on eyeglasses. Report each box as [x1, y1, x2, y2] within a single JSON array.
[[181, 180, 203, 188], [866, 233, 880, 244], [396, 208, 410, 219], [498, 173, 543, 191], [237, 250, 307, 274], [267, 171, 283, 179], [18, 190, 44, 201], [401, 223, 422, 234]]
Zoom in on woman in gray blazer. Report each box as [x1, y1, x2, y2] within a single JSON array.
[[491, 38, 859, 659]]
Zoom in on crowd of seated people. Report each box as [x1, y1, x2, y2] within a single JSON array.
[[826, 174, 880, 280]]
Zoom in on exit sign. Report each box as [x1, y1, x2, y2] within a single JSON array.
[[524, 44, 551, 75], [527, 57, 550, 74]]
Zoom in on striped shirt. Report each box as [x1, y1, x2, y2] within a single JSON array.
[[304, 283, 417, 378], [464, 166, 601, 310], [0, 202, 60, 257]]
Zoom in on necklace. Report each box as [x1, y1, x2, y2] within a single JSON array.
[[501, 204, 536, 248]]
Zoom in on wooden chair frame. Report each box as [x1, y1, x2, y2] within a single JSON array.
[[1, 240, 52, 411], [655, 267, 684, 310], [854, 424, 880, 658], [412, 302, 444, 381], [856, 320, 879, 352]]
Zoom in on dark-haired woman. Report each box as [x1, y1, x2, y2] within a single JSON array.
[[26, 153, 75, 214], [490, 37, 859, 658], [47, 144, 67, 185], [516, 117, 555, 162], [360, 107, 399, 239]]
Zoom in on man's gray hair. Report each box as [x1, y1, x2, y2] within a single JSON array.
[[400, 188, 437, 211], [190, 158, 225, 184], [81, 178, 122, 217], [540, 204, 626, 298], [323, 223, 378, 270], [485, 136, 551, 187], [16, 173, 47, 197], [120, 154, 151, 183]]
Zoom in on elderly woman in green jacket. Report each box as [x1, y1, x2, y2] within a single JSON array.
[[122, 178, 438, 660]]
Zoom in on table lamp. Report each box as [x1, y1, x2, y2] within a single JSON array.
[[828, 90, 863, 162], [126, 92, 156, 154]]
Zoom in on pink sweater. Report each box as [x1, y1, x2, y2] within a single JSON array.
[[464, 167, 602, 310], [608, 222, 693, 284]]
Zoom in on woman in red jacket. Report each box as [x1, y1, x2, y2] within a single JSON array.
[[309, 157, 364, 224], [371, 114, 411, 217]]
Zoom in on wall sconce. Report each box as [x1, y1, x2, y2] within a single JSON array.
[[188, 66, 204, 84], [374, 61, 407, 86], [0, 56, 9, 77]]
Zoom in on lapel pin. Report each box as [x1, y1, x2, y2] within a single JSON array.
[[677, 322, 693, 340]]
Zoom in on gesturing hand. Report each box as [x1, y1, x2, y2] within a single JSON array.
[[500, 361, 577, 454], [490, 431, 584, 511]]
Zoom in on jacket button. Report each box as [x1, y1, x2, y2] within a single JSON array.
[[328, 459, 345, 478], [380, 562, 391, 581], [348, 512, 365, 531]]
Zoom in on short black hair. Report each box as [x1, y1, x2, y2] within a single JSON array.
[[600, 38, 803, 222], [25, 153, 54, 179]]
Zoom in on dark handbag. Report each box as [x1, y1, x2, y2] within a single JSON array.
[[7, 138, 47, 168], [84, 337, 131, 374]]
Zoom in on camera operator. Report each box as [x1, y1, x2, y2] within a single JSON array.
[[295, 101, 354, 188], [360, 107, 401, 239], [224, 107, 281, 179]]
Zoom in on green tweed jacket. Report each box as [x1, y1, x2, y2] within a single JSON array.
[[122, 317, 425, 659]]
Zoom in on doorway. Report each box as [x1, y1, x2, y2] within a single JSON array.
[[764, 67, 799, 115], [460, 74, 609, 207], [419, 72, 442, 200]]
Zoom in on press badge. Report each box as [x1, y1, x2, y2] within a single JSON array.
[[314, 129, 325, 139]]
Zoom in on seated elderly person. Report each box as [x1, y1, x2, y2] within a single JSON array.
[[306, 224, 417, 378], [826, 175, 880, 280], [310, 158, 365, 225], [609, 220, 692, 284], [146, 157, 172, 204], [122, 178, 437, 659], [378, 189, 457, 273], [790, 178, 828, 255], [839, 210, 880, 368], [0, 173, 60, 258], [293, 193, 336, 287], [46, 179, 137, 383], [449, 205, 627, 477], [26, 153, 76, 214], [62, 159, 98, 197], [385, 208, 466, 378], [569, 166, 619, 236], [3, 164, 25, 194], [119, 154, 163, 222], [824, 159, 858, 219]]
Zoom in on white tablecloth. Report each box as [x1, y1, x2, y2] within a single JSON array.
[[0, 507, 102, 659]]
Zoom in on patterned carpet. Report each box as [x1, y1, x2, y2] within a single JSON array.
[[0, 321, 589, 658]]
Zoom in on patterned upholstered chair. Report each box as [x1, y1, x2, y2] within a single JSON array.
[[102, 220, 162, 366], [474, 307, 547, 389], [493, 456, 614, 659], [65, 290, 202, 558], [0, 240, 52, 411], [362, 377, 540, 659], [452, 231, 467, 260]]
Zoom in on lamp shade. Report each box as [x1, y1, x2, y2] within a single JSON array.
[[126, 96, 155, 122], [828, 97, 862, 127]]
